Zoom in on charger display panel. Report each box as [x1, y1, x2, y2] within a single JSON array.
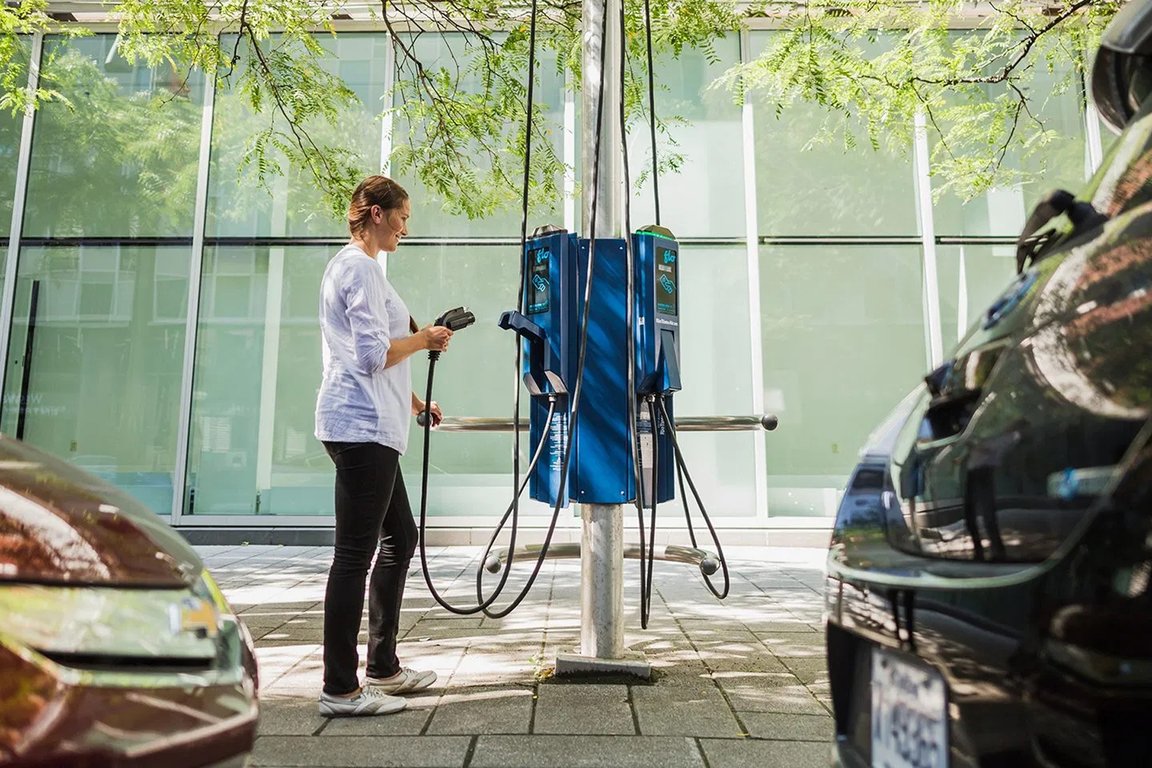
[[655, 246, 678, 316], [527, 248, 551, 314]]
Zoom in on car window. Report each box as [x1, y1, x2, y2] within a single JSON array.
[[885, 220, 1152, 563]]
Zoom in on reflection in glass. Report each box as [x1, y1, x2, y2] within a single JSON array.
[[186, 245, 332, 516], [749, 32, 918, 237], [936, 244, 1019, 347], [760, 244, 927, 516], [392, 33, 567, 238], [0, 36, 29, 240], [931, 47, 1090, 237], [22, 35, 204, 238], [0, 246, 189, 514], [207, 34, 389, 238], [626, 35, 745, 238]]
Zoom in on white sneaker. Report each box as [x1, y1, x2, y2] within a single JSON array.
[[365, 667, 437, 694], [318, 687, 407, 717]]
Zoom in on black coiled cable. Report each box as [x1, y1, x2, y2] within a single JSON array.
[[657, 395, 729, 599]]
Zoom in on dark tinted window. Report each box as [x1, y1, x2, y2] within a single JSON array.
[[851, 468, 885, 491], [885, 232, 1152, 562]]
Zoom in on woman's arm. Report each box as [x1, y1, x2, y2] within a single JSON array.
[[385, 324, 452, 368], [411, 392, 443, 426]]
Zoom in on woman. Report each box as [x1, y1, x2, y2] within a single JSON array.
[[314, 175, 453, 717]]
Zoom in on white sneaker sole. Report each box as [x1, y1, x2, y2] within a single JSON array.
[[318, 696, 407, 717], [366, 670, 437, 694]]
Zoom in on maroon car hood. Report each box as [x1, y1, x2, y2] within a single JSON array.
[[0, 437, 199, 587]]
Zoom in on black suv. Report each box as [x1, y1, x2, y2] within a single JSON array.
[[825, 3, 1152, 766]]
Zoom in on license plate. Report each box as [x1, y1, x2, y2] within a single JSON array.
[[871, 647, 948, 768]]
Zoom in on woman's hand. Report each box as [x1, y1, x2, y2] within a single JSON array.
[[420, 324, 453, 352], [412, 397, 443, 427]]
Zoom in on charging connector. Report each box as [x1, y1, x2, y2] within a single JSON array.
[[418, 307, 477, 428]]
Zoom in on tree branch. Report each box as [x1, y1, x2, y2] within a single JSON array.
[[912, 0, 1096, 87]]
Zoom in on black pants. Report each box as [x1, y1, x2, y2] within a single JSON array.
[[322, 441, 418, 696]]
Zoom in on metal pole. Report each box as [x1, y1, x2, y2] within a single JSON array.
[[582, 0, 624, 237], [580, 503, 624, 658], [572, 0, 630, 669]]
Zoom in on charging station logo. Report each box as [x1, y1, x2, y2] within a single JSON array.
[[663, 251, 676, 265]]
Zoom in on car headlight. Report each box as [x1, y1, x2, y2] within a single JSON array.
[[0, 570, 247, 686]]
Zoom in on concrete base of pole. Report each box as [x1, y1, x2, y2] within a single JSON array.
[[554, 651, 653, 680]]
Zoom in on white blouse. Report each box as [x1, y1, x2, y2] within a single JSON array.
[[314, 244, 413, 454]]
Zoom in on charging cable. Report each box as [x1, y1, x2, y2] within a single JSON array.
[[657, 394, 730, 598], [414, 306, 534, 616], [413, 308, 569, 617]]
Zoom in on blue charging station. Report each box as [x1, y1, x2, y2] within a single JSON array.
[[498, 225, 579, 506], [415, 0, 741, 671], [632, 225, 680, 505], [572, 237, 632, 504], [500, 224, 682, 509]]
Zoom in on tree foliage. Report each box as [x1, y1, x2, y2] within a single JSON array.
[[0, 0, 1126, 219], [1, 0, 71, 113], [21, 39, 203, 237], [724, 0, 1123, 200]]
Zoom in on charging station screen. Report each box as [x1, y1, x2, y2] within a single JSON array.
[[655, 246, 678, 316], [527, 248, 550, 314]]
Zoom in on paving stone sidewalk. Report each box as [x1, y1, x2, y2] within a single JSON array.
[[197, 544, 834, 768]]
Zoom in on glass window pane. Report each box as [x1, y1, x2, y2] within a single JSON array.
[[626, 35, 745, 238], [0, 246, 189, 514], [207, 33, 390, 238], [936, 244, 1018, 348], [393, 242, 760, 519], [185, 235, 761, 521], [932, 50, 1090, 237], [22, 35, 205, 238], [0, 37, 30, 240], [749, 32, 918, 237], [185, 241, 529, 518], [653, 245, 756, 518], [760, 244, 927, 516], [393, 244, 533, 517], [186, 245, 319, 516], [392, 34, 567, 238]]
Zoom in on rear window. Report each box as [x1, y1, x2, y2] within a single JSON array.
[[883, 230, 1152, 563], [885, 369, 1145, 563]]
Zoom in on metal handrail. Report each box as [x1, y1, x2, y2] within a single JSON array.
[[432, 414, 778, 433]]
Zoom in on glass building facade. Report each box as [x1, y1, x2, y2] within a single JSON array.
[[0, 28, 1102, 534]]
